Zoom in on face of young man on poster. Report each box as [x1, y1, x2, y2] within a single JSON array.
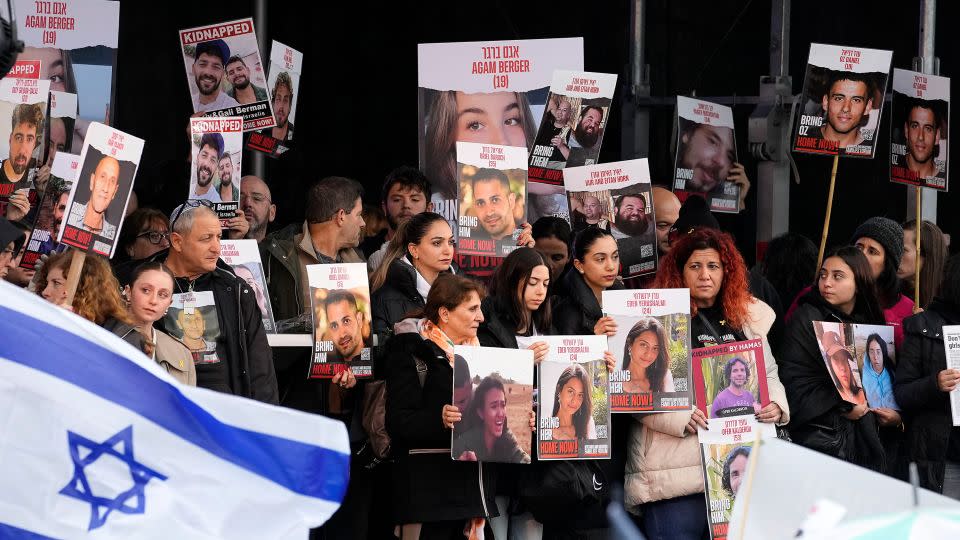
[[613, 195, 649, 236], [821, 79, 872, 145], [193, 52, 226, 98], [728, 360, 749, 391], [273, 83, 292, 127], [8, 122, 39, 176], [681, 124, 735, 192], [472, 177, 517, 240], [325, 299, 364, 359], [455, 91, 527, 147], [904, 106, 940, 175], [219, 155, 233, 186], [196, 143, 218, 189], [226, 60, 251, 90], [52, 191, 68, 240]]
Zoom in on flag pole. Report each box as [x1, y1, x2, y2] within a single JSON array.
[[816, 154, 840, 269], [63, 249, 87, 307]]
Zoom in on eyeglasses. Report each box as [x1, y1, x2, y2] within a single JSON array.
[[170, 199, 216, 232], [241, 192, 269, 203], [137, 230, 169, 245]]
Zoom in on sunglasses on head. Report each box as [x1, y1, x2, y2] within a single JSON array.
[[169, 199, 216, 232]]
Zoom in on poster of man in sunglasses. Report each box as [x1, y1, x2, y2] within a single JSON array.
[[58, 123, 143, 257]]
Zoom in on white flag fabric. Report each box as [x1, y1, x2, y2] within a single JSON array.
[[0, 281, 350, 539]]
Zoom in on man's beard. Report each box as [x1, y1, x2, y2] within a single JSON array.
[[197, 165, 213, 187], [195, 74, 220, 96], [11, 155, 28, 175], [614, 214, 649, 236], [220, 174, 232, 186], [574, 125, 600, 148], [233, 76, 250, 90]]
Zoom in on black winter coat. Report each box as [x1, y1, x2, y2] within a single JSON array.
[[385, 330, 497, 523], [552, 270, 622, 336], [894, 298, 960, 492], [777, 290, 886, 471]]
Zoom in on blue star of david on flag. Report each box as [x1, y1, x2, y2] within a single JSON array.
[[59, 426, 167, 531]]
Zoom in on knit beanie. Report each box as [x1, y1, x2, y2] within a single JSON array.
[[672, 195, 720, 235], [850, 217, 904, 270]]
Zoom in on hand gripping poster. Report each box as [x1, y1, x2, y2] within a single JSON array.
[[219, 239, 277, 334], [793, 43, 892, 158], [451, 345, 534, 464], [306, 263, 374, 379], [15, 0, 120, 154], [519, 335, 611, 460], [19, 152, 77, 269], [564, 159, 657, 278], [455, 141, 527, 258], [603, 288, 692, 412], [248, 40, 302, 157], [57, 122, 142, 257], [527, 70, 617, 222], [188, 116, 243, 224], [890, 68, 950, 190], [693, 340, 776, 540], [418, 37, 583, 278], [673, 96, 740, 213], [0, 60, 50, 219], [179, 18, 275, 131]]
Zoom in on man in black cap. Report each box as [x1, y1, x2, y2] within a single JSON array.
[[191, 39, 241, 113]]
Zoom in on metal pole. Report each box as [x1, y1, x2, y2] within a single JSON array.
[[252, 0, 267, 179], [622, 0, 650, 161], [907, 0, 937, 222]]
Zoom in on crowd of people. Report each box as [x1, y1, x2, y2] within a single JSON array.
[[2, 161, 959, 540]]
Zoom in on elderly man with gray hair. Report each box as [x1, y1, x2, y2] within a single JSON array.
[[118, 201, 277, 403]]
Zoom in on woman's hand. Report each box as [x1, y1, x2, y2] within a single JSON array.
[[685, 408, 709, 434], [937, 369, 960, 392], [843, 402, 868, 421], [593, 316, 618, 337], [516, 222, 535, 248], [604, 351, 616, 373], [755, 402, 782, 424], [331, 368, 356, 389], [871, 407, 903, 428], [442, 404, 462, 429], [527, 341, 550, 365]]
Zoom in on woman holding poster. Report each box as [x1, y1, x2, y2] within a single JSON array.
[[778, 246, 889, 471], [624, 228, 789, 539], [553, 228, 623, 336], [383, 274, 496, 538]]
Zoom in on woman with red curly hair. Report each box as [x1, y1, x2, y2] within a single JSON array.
[[623, 228, 789, 540]]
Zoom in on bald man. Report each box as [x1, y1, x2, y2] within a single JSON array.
[[240, 175, 276, 242], [652, 186, 681, 254], [67, 156, 121, 240]]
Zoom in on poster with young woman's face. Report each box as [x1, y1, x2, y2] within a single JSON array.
[[15, 0, 119, 154], [812, 321, 866, 406], [418, 38, 583, 278], [852, 323, 898, 410], [518, 335, 610, 460], [890, 68, 950, 191], [451, 345, 534, 464], [603, 289, 692, 413]]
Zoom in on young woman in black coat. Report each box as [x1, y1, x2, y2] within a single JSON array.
[[895, 254, 960, 498], [777, 246, 894, 472], [384, 273, 495, 539], [552, 227, 623, 337]]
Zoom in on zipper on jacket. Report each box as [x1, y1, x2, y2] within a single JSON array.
[[478, 461, 490, 517]]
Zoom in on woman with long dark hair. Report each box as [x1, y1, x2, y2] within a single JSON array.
[[898, 219, 948, 310], [778, 246, 894, 472], [551, 363, 595, 440], [621, 317, 674, 394], [552, 227, 622, 337]]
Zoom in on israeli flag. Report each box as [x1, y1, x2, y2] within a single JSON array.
[[0, 281, 350, 539]]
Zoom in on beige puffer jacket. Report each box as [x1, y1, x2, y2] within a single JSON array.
[[623, 298, 790, 511]]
